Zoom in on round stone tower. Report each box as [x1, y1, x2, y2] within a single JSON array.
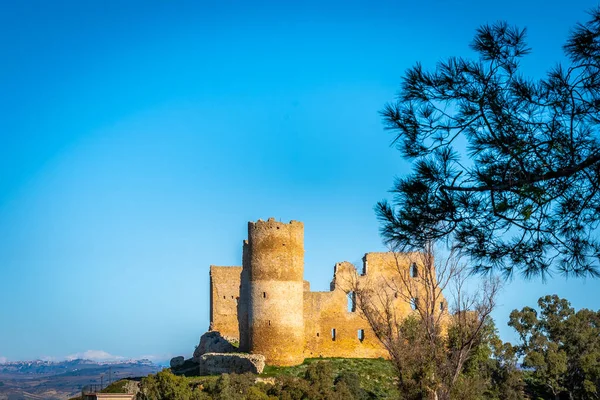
[[247, 218, 305, 366]]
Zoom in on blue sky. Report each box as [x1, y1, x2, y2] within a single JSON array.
[[1, 0, 599, 362]]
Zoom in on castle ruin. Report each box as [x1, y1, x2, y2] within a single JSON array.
[[209, 218, 445, 366]]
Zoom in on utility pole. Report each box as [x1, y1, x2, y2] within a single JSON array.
[[100, 374, 103, 391], [109, 366, 112, 385]]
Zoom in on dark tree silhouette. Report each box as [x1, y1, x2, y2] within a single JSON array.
[[377, 9, 600, 279]]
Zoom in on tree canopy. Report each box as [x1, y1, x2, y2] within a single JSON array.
[[377, 9, 600, 278], [509, 295, 600, 399]]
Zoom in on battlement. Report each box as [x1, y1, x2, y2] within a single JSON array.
[[250, 217, 303, 227], [210, 265, 243, 280], [246, 217, 304, 282], [248, 218, 304, 235]]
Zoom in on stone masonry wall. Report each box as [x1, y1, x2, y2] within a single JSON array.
[[208, 219, 448, 366], [303, 253, 447, 359], [246, 218, 305, 366], [209, 266, 242, 340]]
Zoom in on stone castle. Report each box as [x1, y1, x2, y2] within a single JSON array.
[[208, 218, 445, 366]]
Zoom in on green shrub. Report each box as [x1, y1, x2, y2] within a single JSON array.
[[137, 370, 199, 400], [245, 386, 269, 400]]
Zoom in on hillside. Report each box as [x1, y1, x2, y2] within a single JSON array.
[[135, 357, 399, 399], [0, 359, 161, 400]]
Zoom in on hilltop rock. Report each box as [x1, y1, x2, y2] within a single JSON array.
[[198, 353, 265, 375], [193, 331, 236, 362], [170, 356, 185, 369]]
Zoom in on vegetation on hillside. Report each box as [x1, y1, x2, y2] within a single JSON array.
[[136, 358, 398, 400], [131, 294, 599, 399], [351, 246, 504, 399]]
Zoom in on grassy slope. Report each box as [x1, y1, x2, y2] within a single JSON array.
[[68, 378, 140, 400], [263, 357, 399, 398], [182, 357, 399, 399], [94, 357, 400, 399]]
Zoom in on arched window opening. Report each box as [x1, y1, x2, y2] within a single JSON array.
[[358, 329, 365, 342]]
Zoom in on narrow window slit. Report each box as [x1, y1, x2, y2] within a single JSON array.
[[358, 329, 365, 342], [411, 263, 418, 278], [410, 297, 418, 310]]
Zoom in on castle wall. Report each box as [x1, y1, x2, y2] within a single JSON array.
[[303, 288, 387, 359], [302, 254, 447, 359], [362, 252, 446, 317], [209, 266, 242, 340], [246, 219, 305, 366], [208, 219, 448, 367]]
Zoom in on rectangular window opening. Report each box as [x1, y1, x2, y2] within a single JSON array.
[[411, 263, 419, 278], [362, 256, 368, 276], [331, 328, 336, 341], [358, 329, 365, 342], [347, 291, 356, 312], [263, 292, 266, 298]]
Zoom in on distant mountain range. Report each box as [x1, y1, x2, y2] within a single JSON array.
[[0, 359, 161, 400]]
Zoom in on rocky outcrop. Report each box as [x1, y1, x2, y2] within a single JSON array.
[[170, 356, 185, 369], [193, 331, 236, 362], [170, 358, 200, 376], [197, 353, 265, 375], [123, 380, 141, 395]]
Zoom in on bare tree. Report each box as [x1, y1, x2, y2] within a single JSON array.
[[350, 244, 501, 400]]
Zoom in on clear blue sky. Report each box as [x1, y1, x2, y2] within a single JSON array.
[[1, 0, 599, 363]]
